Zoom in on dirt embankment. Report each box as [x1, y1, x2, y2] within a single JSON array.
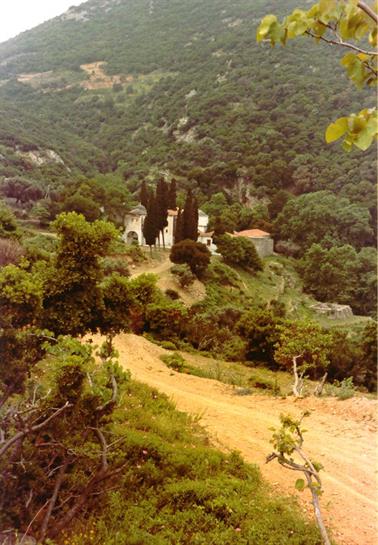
[[130, 255, 206, 306], [90, 333, 378, 545]]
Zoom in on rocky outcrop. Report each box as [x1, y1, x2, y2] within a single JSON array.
[[16, 148, 65, 167], [310, 302, 353, 320]]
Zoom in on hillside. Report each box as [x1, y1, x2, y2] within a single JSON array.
[[0, 0, 376, 197], [89, 332, 377, 545]]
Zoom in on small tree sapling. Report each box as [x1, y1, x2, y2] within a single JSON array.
[[266, 412, 331, 545]]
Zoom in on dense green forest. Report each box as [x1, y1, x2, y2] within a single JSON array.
[[0, 0, 376, 315], [0, 2, 376, 542]]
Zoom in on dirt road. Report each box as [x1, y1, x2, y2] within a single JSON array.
[[92, 333, 378, 545]]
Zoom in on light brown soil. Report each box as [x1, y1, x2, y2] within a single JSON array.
[[90, 333, 378, 545], [130, 254, 206, 306], [80, 61, 131, 90]]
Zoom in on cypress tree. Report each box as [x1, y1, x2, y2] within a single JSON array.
[[168, 179, 177, 209], [182, 190, 193, 240], [192, 196, 199, 240], [140, 180, 149, 208], [182, 190, 198, 241], [143, 193, 158, 254], [156, 179, 169, 248], [175, 208, 183, 243]]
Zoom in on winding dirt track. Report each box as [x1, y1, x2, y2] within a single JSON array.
[[92, 333, 378, 545]]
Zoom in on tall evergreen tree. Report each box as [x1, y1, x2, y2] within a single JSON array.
[[156, 179, 169, 248], [140, 181, 149, 208], [192, 196, 199, 239], [175, 208, 183, 244], [143, 193, 159, 254], [168, 179, 177, 209], [182, 190, 198, 241]]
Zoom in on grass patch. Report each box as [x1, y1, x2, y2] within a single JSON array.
[[176, 351, 295, 396], [62, 375, 323, 545]]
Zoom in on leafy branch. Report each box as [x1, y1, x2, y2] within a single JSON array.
[[257, 0, 378, 151], [267, 412, 331, 545]]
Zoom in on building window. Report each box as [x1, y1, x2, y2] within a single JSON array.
[[207, 239, 211, 246]]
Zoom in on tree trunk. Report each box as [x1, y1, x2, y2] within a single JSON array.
[[304, 472, 331, 545], [314, 372, 328, 396], [292, 355, 304, 397]]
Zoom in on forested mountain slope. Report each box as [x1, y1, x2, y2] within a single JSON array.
[[0, 0, 375, 195]]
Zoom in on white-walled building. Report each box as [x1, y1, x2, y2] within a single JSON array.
[[123, 204, 210, 247]]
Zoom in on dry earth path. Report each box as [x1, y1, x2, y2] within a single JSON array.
[[130, 254, 206, 305], [91, 333, 377, 545]]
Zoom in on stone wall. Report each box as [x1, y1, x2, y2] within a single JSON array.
[[251, 237, 274, 258], [310, 302, 353, 320]]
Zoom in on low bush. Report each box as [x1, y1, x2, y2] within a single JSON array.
[[170, 239, 211, 278], [160, 352, 186, 372], [171, 263, 196, 288], [145, 300, 187, 339], [327, 377, 356, 400], [249, 374, 281, 395], [101, 255, 130, 277], [160, 340, 177, 350], [216, 234, 263, 273], [165, 288, 180, 300], [206, 260, 240, 286], [0, 237, 24, 266]]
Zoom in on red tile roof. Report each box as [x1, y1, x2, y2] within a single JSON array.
[[233, 229, 271, 238]]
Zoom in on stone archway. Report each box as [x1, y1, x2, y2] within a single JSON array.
[[126, 231, 139, 244]]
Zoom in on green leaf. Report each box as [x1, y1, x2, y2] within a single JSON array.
[[295, 478, 306, 491], [256, 15, 277, 42], [325, 117, 348, 143]]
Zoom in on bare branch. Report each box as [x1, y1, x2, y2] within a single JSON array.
[[358, 1, 378, 24], [0, 402, 72, 458], [93, 428, 109, 472], [306, 30, 378, 56], [40, 460, 68, 541], [19, 500, 49, 545]]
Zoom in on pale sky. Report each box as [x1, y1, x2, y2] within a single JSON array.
[[0, 0, 85, 44]]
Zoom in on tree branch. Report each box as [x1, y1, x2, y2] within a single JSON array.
[[92, 427, 109, 472], [0, 402, 72, 458], [39, 460, 68, 541], [357, 1, 378, 24], [306, 30, 378, 56]]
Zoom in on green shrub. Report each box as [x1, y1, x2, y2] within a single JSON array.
[[221, 336, 247, 362], [332, 377, 356, 400], [160, 352, 186, 371], [249, 374, 281, 395], [171, 263, 196, 287], [170, 240, 211, 278], [206, 259, 240, 287], [165, 288, 180, 300], [160, 340, 177, 350], [216, 234, 263, 272], [101, 256, 130, 277], [206, 260, 240, 287], [145, 300, 187, 338]]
